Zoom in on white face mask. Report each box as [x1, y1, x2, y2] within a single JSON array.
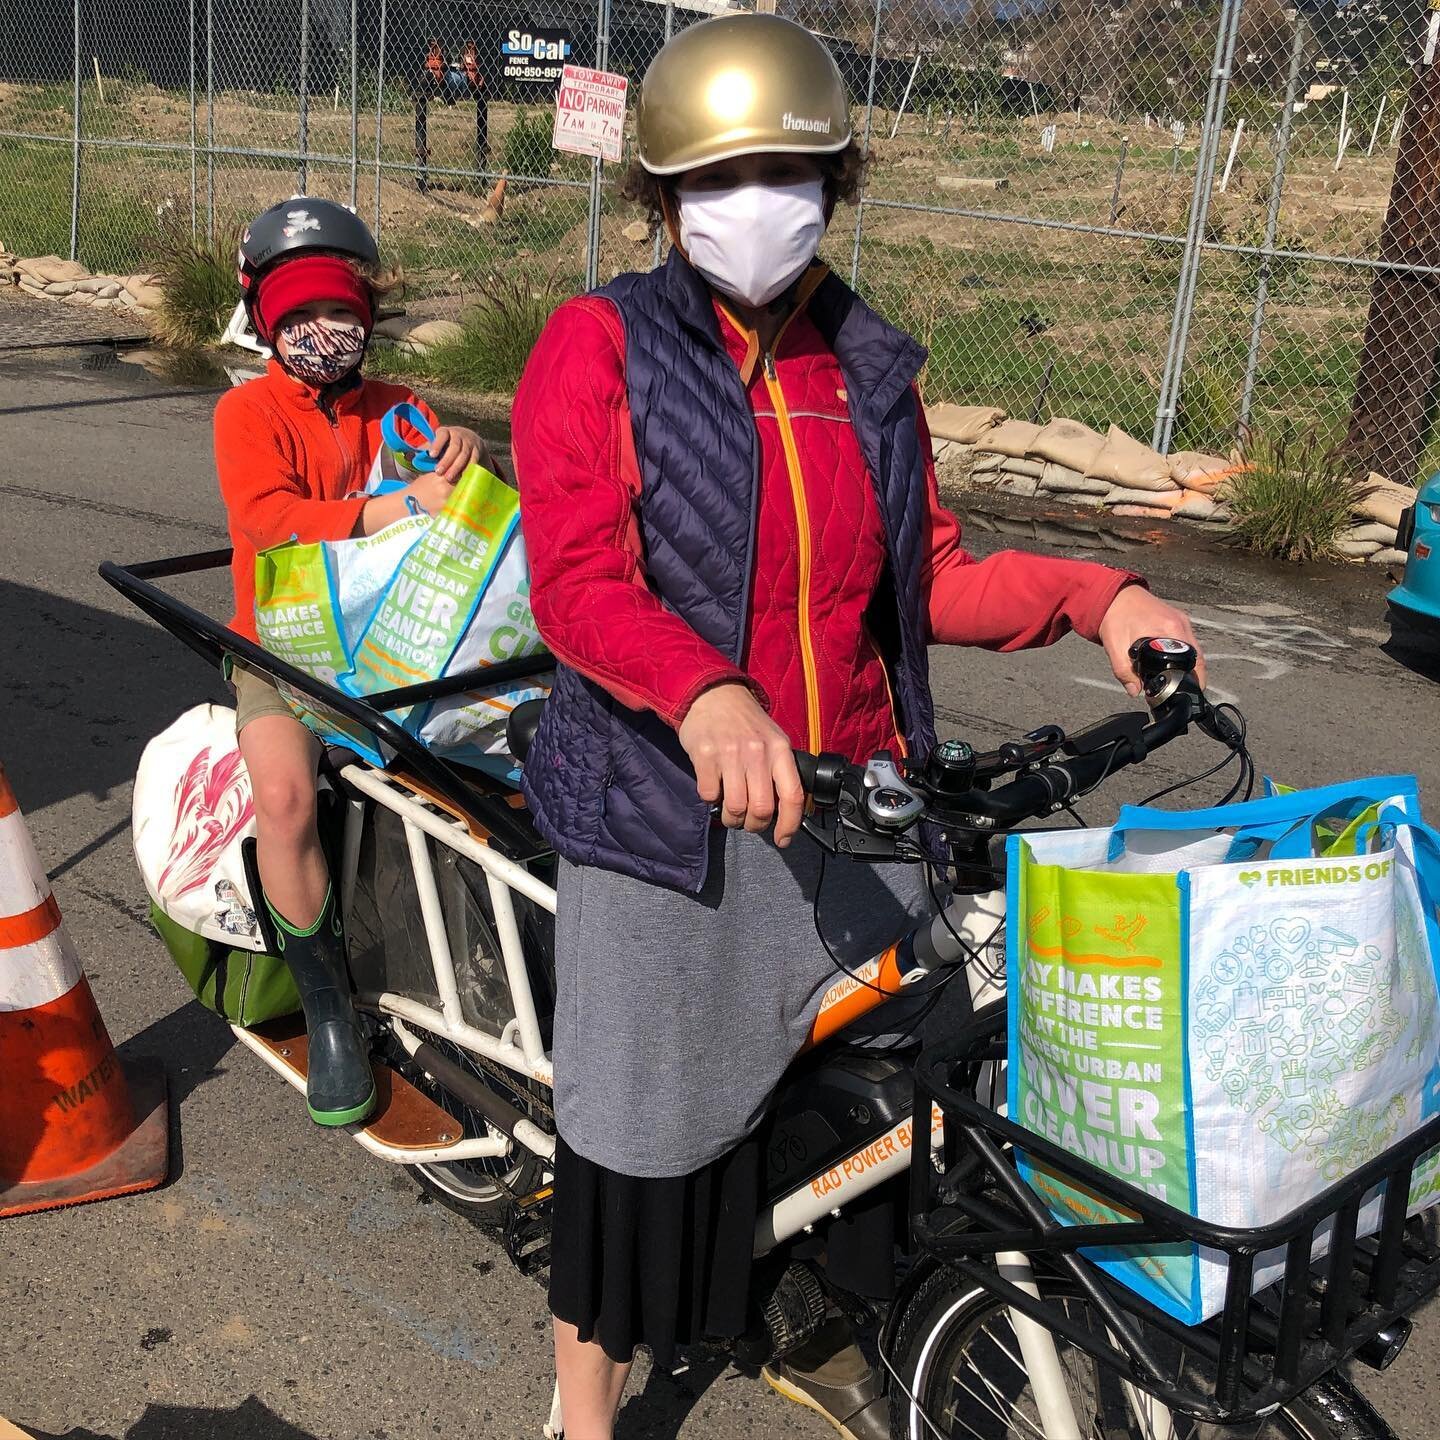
[[676, 177, 827, 309]]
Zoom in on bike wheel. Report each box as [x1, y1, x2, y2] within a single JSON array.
[[886, 1265, 1395, 1440], [393, 1028, 548, 1226]]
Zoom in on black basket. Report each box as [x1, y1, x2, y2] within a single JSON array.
[[909, 1005, 1440, 1424], [99, 550, 554, 861]]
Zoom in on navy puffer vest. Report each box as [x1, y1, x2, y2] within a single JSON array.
[[521, 252, 938, 893]]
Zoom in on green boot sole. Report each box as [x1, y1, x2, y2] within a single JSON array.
[[307, 1086, 377, 1128]]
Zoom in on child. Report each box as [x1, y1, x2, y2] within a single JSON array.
[[216, 197, 488, 1126]]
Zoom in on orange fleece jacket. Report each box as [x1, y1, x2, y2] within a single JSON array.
[[214, 358, 438, 640]]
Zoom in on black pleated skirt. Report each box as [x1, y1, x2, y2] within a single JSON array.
[[547, 1133, 763, 1368], [547, 1133, 907, 1369]]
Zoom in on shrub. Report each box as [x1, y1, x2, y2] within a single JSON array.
[[148, 208, 235, 348], [1227, 423, 1363, 562], [384, 272, 561, 393], [502, 109, 554, 182]]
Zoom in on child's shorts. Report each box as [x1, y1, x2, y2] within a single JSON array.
[[229, 660, 298, 735]]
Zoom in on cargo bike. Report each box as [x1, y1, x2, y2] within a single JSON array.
[[105, 547, 1440, 1439]]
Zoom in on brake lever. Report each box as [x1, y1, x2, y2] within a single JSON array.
[[801, 807, 901, 860]]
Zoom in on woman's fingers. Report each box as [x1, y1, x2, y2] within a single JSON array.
[[772, 747, 805, 848], [742, 737, 775, 833], [691, 742, 721, 808], [719, 748, 749, 828]]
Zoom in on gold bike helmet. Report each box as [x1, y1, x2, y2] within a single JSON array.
[[636, 13, 851, 176]]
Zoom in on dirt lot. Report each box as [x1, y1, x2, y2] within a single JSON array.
[[0, 79, 1406, 460]]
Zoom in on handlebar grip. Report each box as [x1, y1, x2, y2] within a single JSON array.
[[794, 750, 819, 792]]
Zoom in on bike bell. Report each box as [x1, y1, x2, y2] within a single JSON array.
[[1129, 636, 1198, 706]]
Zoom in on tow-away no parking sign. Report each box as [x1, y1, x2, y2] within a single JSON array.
[[552, 64, 628, 164]]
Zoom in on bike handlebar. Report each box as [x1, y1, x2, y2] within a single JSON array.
[[792, 638, 1239, 857]]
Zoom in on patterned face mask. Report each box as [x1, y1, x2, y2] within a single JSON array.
[[277, 315, 367, 387]]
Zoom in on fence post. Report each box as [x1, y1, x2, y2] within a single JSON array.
[[189, 0, 197, 238], [298, 0, 310, 193], [205, 0, 214, 241], [1151, 0, 1244, 455], [373, 0, 387, 238], [349, 0, 358, 206], [584, 0, 613, 291], [651, 0, 675, 272], [70, 0, 82, 262], [849, 0, 884, 290], [1238, 15, 1305, 435]]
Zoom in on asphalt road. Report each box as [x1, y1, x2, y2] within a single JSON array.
[[1, 343, 1437, 1440]]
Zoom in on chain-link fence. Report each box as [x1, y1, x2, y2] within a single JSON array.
[[3, 0, 1438, 480]]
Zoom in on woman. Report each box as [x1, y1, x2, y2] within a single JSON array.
[[511, 16, 1202, 1437]]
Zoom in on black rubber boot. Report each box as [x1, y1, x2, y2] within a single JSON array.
[[268, 888, 376, 1127]]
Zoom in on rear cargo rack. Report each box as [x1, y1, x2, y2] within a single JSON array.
[[100, 550, 554, 860]]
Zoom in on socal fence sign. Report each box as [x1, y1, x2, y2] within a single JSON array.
[[552, 64, 628, 163]]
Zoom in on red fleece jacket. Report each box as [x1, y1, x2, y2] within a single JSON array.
[[512, 294, 1141, 762], [215, 359, 438, 640]]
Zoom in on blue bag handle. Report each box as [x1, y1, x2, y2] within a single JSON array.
[[1108, 775, 1420, 864], [380, 402, 440, 474], [1378, 804, 1440, 967]]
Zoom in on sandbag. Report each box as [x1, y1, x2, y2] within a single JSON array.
[[1105, 486, 1184, 510], [926, 402, 1007, 444], [1031, 418, 1105, 474], [1039, 462, 1111, 497], [1086, 426, 1177, 491], [1168, 451, 1234, 494], [1356, 476, 1418, 532], [973, 419, 1043, 459]]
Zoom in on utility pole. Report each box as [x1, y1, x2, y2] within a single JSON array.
[[1347, 3, 1440, 483]]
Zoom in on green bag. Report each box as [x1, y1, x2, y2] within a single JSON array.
[[149, 902, 300, 1027]]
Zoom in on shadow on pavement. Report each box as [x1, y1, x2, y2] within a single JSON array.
[[617, 1350, 736, 1440], [25, 1396, 323, 1439], [116, 998, 241, 1184], [0, 578, 223, 819]]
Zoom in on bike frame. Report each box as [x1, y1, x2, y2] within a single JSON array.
[[106, 551, 1099, 1439]]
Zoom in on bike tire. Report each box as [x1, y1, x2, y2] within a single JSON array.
[[886, 1264, 1398, 1440]]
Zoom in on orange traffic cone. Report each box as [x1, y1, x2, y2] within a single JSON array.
[[0, 763, 169, 1218]]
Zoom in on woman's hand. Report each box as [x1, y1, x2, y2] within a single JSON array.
[[678, 683, 806, 847], [1097, 584, 1206, 697], [426, 425, 493, 482]]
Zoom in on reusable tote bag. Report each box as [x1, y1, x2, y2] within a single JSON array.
[[1007, 776, 1440, 1324], [254, 444, 547, 781], [132, 704, 300, 1025]]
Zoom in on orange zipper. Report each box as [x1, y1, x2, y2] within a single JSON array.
[[763, 349, 822, 754]]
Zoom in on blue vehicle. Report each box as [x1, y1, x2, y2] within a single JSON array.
[[1389, 471, 1440, 660]]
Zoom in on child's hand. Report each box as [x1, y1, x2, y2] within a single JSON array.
[[425, 425, 492, 482], [404, 470, 460, 515]]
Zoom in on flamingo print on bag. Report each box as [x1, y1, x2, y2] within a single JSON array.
[[156, 745, 255, 901]]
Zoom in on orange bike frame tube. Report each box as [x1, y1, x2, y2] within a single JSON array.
[[802, 941, 917, 1051]]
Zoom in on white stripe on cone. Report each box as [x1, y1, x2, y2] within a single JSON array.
[[0, 928, 83, 1012], [0, 808, 53, 920]]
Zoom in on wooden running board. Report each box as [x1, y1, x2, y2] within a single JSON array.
[[244, 1015, 465, 1153]]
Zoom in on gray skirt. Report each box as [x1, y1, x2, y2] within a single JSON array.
[[550, 826, 932, 1178]]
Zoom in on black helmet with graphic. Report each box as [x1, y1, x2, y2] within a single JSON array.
[[237, 197, 379, 314]]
